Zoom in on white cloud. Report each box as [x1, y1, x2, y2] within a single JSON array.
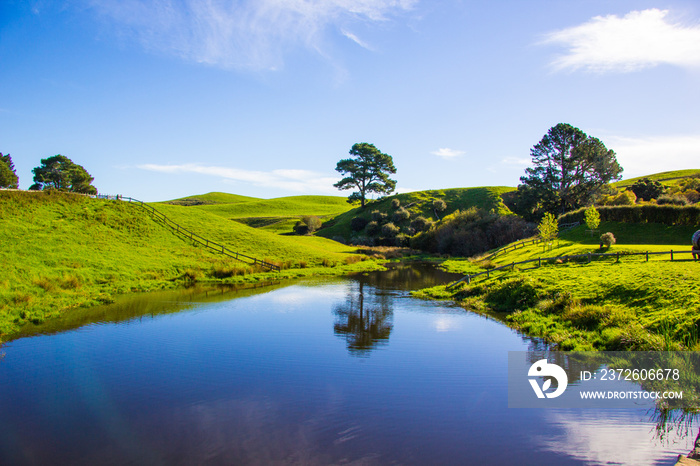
[[87, 0, 415, 70], [606, 134, 700, 179], [431, 147, 465, 159], [138, 163, 338, 193], [501, 156, 530, 167], [341, 30, 373, 50], [543, 9, 700, 72]]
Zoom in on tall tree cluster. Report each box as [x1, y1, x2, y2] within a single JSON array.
[[514, 123, 623, 219], [0, 153, 19, 189], [30, 155, 97, 195]]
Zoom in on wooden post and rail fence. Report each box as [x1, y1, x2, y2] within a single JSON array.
[[447, 248, 698, 290], [107, 195, 280, 272]]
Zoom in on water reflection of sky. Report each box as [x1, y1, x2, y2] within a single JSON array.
[[538, 410, 695, 465], [0, 273, 696, 465]]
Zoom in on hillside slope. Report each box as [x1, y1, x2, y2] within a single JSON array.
[[318, 186, 515, 240], [0, 191, 370, 341]]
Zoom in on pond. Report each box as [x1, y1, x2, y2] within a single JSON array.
[[0, 263, 694, 465]]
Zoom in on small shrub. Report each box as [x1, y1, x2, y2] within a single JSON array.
[[381, 222, 400, 237], [391, 198, 401, 209], [410, 215, 432, 233], [395, 233, 410, 247], [321, 258, 335, 267], [433, 199, 446, 212], [293, 221, 309, 235], [600, 232, 616, 248], [302, 216, 322, 232], [611, 190, 637, 206], [657, 194, 688, 206], [365, 220, 381, 236], [350, 216, 369, 232], [371, 210, 388, 223], [684, 190, 700, 203], [393, 207, 410, 223], [298, 260, 308, 269], [484, 277, 544, 311]]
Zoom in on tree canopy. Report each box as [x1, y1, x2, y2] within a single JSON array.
[[30, 155, 97, 194], [628, 177, 664, 201], [515, 123, 623, 219], [334, 143, 397, 208], [0, 153, 18, 189]]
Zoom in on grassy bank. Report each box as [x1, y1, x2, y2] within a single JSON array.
[[0, 191, 380, 342], [416, 222, 700, 351]]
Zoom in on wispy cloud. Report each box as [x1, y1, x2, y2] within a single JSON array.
[[138, 163, 338, 193], [500, 156, 530, 167], [87, 0, 415, 70], [341, 30, 373, 50], [606, 134, 700, 178], [431, 147, 465, 159], [543, 9, 700, 73]]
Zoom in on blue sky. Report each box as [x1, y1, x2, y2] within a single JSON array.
[[2, 0, 700, 201]]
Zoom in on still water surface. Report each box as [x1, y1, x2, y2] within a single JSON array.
[[0, 264, 693, 465]]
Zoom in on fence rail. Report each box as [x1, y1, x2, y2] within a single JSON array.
[[447, 248, 697, 289], [119, 196, 280, 272]]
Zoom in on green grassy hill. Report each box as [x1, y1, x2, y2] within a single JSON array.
[[164, 193, 352, 235], [613, 169, 700, 188], [0, 191, 376, 342], [167, 191, 259, 205], [318, 186, 515, 240], [421, 221, 700, 351]]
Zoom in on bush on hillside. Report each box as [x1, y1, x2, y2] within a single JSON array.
[[433, 199, 446, 212], [412, 207, 534, 257], [629, 178, 664, 201], [350, 216, 369, 231], [293, 215, 322, 235], [391, 199, 401, 209], [365, 220, 381, 236], [371, 210, 388, 223], [381, 222, 400, 238], [611, 190, 636, 206], [410, 215, 433, 233], [657, 194, 688, 206], [393, 207, 410, 223]]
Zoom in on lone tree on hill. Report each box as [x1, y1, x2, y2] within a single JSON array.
[[334, 143, 396, 208], [0, 153, 19, 189], [30, 155, 97, 194], [516, 123, 623, 219]]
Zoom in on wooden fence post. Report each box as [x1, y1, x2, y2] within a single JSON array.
[[538, 257, 541, 267], [646, 251, 649, 262], [671, 250, 674, 261]]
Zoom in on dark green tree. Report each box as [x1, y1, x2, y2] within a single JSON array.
[[30, 155, 97, 194], [0, 153, 19, 189], [516, 123, 623, 218], [334, 143, 397, 208], [628, 177, 664, 201]]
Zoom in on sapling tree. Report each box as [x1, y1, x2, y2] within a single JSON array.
[[538, 212, 558, 251], [584, 205, 600, 235]]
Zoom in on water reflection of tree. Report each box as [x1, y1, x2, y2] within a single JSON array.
[[333, 281, 393, 356]]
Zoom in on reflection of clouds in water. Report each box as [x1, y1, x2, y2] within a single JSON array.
[[268, 285, 347, 310], [132, 396, 381, 465], [433, 316, 461, 333], [538, 410, 695, 466]]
